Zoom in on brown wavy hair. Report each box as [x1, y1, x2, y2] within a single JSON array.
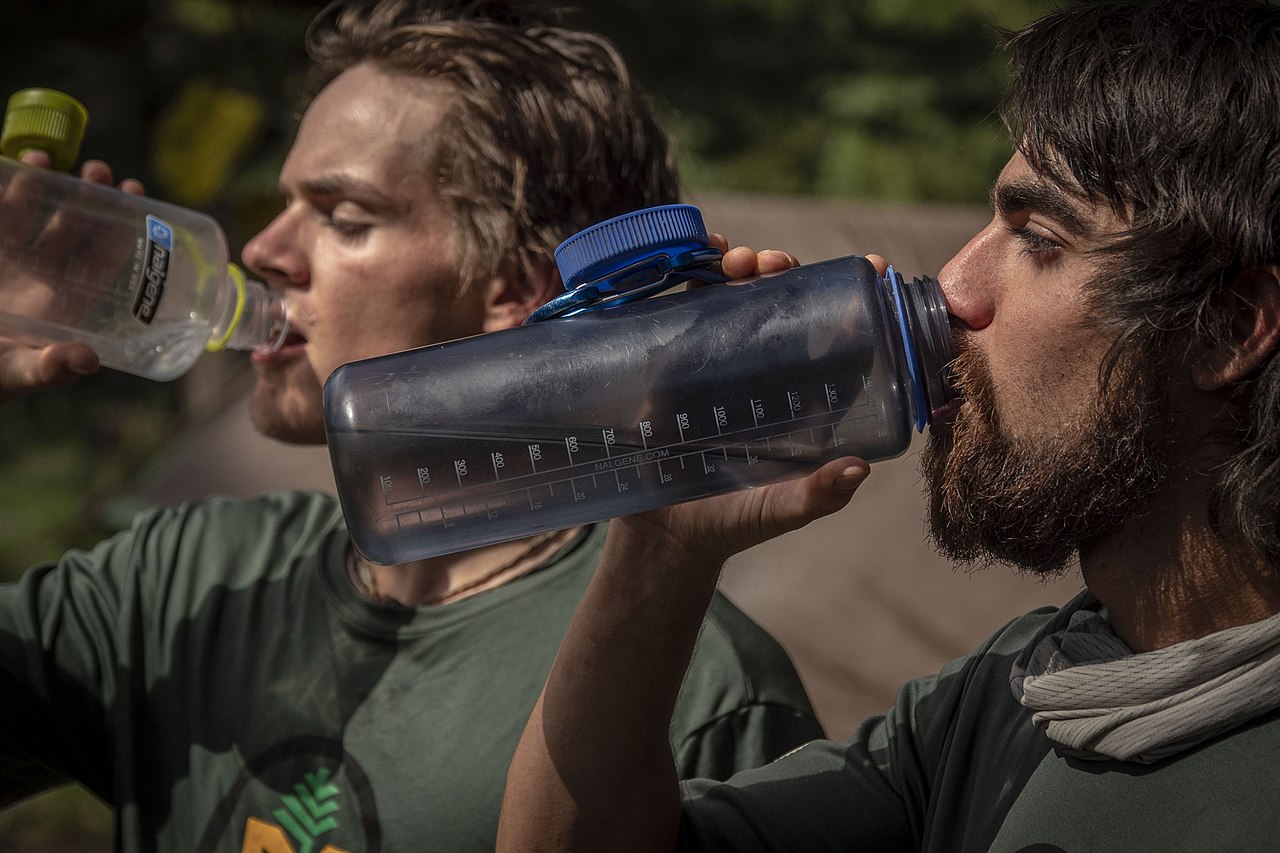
[[304, 0, 680, 290]]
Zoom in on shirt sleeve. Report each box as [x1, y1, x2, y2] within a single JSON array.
[[0, 528, 146, 807], [674, 700, 827, 782], [671, 593, 828, 782], [676, 698, 926, 851], [674, 609, 1057, 852]]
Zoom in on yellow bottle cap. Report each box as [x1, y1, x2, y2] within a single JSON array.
[[1, 88, 88, 172]]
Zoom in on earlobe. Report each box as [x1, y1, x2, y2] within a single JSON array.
[[481, 260, 563, 332], [1193, 265, 1280, 390]]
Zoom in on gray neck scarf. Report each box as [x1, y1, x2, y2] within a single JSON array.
[[1009, 589, 1280, 764]]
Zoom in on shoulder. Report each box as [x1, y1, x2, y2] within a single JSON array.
[[689, 593, 811, 706], [676, 591, 817, 730], [68, 490, 345, 594], [127, 490, 343, 553]]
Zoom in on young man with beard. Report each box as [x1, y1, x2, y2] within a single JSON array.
[[499, 0, 1280, 849], [0, 2, 823, 850]]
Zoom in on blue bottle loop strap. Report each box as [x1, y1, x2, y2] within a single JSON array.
[[887, 265, 929, 432], [526, 247, 726, 324]]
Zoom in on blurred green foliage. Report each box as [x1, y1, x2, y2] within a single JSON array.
[[575, 0, 1054, 201], [0, 0, 1071, 847]]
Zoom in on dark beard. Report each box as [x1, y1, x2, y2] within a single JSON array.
[[920, 341, 1173, 577]]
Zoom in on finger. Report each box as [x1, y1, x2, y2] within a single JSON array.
[[755, 249, 799, 275], [720, 245, 758, 280], [765, 457, 870, 533], [865, 253, 890, 276], [708, 232, 729, 255], [119, 177, 146, 196], [78, 159, 114, 186], [18, 150, 53, 169], [0, 343, 99, 405]]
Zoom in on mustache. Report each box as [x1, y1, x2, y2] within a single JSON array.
[[940, 331, 1001, 430]]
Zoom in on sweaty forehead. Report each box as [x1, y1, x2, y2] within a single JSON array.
[[287, 65, 450, 186]]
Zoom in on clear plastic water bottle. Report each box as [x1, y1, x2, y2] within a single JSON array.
[[325, 204, 957, 565], [0, 88, 288, 381]]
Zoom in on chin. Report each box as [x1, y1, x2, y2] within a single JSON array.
[[248, 377, 327, 446]]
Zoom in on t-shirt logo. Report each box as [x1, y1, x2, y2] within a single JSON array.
[[239, 769, 349, 853], [196, 737, 379, 853]]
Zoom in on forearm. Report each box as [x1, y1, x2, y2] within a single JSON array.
[[499, 517, 725, 853], [500, 457, 868, 851]]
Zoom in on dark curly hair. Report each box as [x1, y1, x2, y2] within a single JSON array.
[[1001, 0, 1280, 558]]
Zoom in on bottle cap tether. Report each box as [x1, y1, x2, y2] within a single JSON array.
[[528, 204, 729, 323]]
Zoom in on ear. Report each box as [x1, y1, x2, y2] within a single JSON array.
[[479, 259, 562, 333], [1193, 266, 1280, 390]]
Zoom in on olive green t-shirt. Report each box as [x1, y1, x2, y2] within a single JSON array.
[[680, 607, 1280, 851], [0, 490, 822, 852]]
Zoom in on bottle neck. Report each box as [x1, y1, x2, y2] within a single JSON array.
[[206, 264, 289, 354], [886, 271, 958, 430]]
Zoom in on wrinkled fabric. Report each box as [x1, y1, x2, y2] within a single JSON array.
[[1010, 589, 1280, 763]]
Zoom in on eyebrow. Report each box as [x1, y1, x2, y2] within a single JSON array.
[[287, 174, 406, 212], [990, 179, 1093, 240]]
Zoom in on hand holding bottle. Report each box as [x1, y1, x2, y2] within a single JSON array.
[[0, 150, 145, 405]]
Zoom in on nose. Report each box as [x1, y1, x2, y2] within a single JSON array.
[[242, 207, 308, 291], [937, 222, 998, 332]]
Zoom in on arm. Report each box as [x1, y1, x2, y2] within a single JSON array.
[[498, 246, 872, 853]]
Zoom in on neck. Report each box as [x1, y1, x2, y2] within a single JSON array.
[[1081, 454, 1280, 652], [349, 527, 581, 608]]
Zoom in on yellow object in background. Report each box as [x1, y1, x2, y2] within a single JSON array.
[[152, 79, 263, 208]]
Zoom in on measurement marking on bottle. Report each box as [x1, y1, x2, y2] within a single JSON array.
[[640, 420, 653, 449], [787, 390, 801, 419], [825, 383, 839, 409], [395, 509, 424, 529], [751, 399, 764, 426], [378, 401, 872, 517], [713, 405, 727, 435]]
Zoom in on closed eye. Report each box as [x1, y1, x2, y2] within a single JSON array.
[[1009, 225, 1061, 261], [322, 216, 372, 240]]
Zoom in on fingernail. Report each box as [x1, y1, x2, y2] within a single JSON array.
[[834, 466, 865, 492]]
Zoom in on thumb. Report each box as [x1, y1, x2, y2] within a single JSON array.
[[758, 457, 870, 538]]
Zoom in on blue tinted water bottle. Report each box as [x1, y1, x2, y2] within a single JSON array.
[[325, 204, 957, 565]]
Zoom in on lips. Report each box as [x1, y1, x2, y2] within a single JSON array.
[[253, 330, 308, 364], [930, 396, 965, 426]]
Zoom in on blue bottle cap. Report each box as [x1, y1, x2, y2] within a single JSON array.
[[553, 203, 712, 291]]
